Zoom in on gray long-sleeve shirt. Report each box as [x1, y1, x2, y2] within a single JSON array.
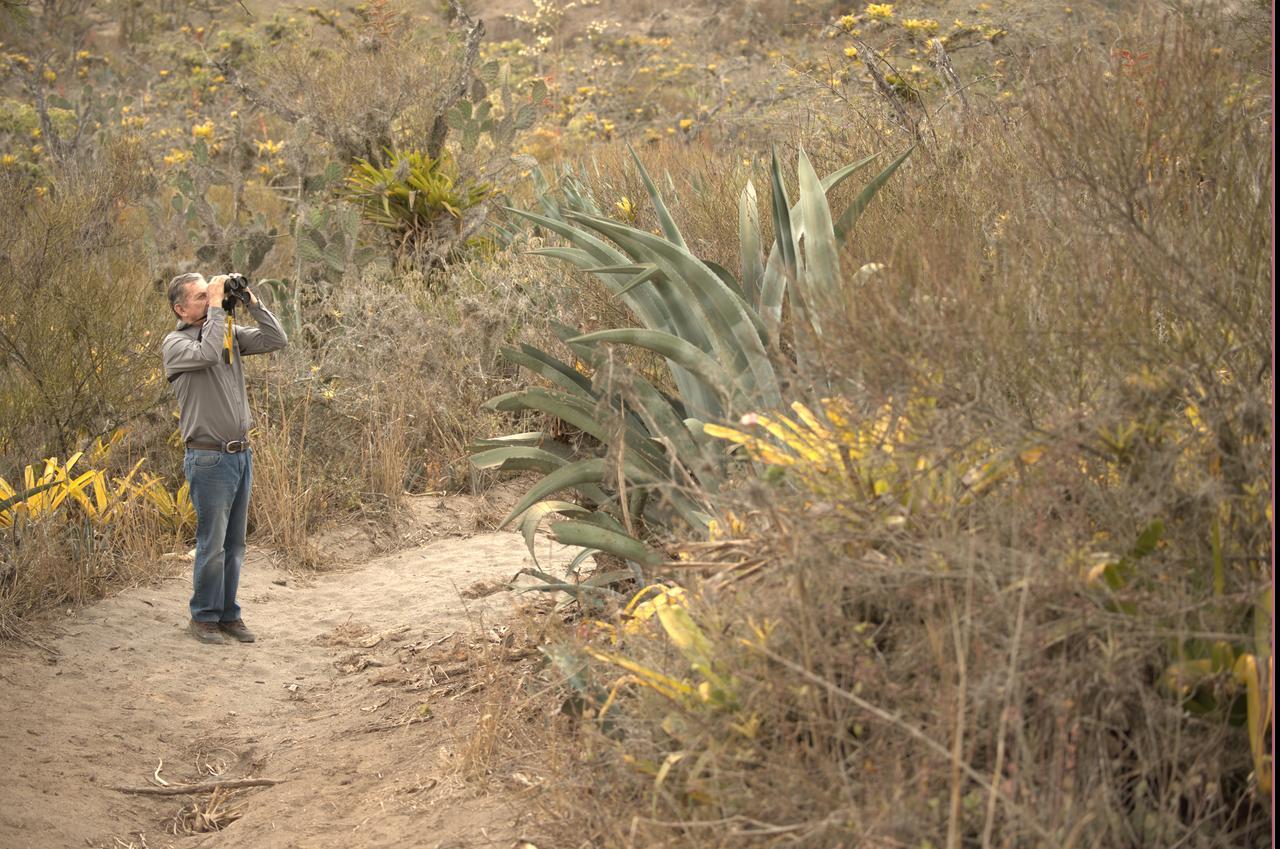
[[162, 302, 288, 446]]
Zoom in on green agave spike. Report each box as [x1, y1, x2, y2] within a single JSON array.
[[626, 143, 688, 251], [834, 145, 914, 240]]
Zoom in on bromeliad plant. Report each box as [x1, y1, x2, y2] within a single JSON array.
[[472, 144, 911, 577], [345, 149, 492, 265]]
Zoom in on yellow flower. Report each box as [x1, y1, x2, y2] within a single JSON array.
[[865, 3, 894, 20], [255, 138, 284, 156], [1, 154, 16, 167], [191, 120, 215, 139], [42, 68, 56, 83], [902, 17, 939, 34], [678, 118, 693, 130], [162, 148, 192, 166], [34, 186, 47, 197], [838, 14, 858, 31], [158, 68, 170, 78], [844, 46, 859, 58], [76, 50, 91, 60]]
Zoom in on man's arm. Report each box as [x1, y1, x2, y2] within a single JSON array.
[[162, 307, 227, 376], [234, 292, 289, 356]]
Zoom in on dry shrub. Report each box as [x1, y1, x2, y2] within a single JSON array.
[[246, 0, 473, 162], [467, 10, 1271, 848], [0, 139, 163, 466]]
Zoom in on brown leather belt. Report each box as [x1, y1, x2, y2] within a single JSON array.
[[186, 439, 250, 453]]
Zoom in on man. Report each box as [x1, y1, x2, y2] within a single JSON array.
[[162, 272, 288, 645]]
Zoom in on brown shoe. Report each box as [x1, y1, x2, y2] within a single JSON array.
[[219, 619, 256, 643], [188, 619, 228, 645]]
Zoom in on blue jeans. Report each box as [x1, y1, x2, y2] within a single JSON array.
[[184, 448, 252, 623]]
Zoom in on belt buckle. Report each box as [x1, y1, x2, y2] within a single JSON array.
[[224, 440, 247, 454]]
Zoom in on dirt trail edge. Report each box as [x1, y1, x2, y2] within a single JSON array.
[[0, 494, 568, 849]]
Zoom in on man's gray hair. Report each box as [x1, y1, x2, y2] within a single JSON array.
[[167, 272, 204, 310]]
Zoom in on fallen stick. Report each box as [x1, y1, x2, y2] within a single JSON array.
[[111, 778, 284, 796]]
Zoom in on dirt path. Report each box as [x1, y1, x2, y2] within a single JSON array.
[[0, 494, 564, 849]]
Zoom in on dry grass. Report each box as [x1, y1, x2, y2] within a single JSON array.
[[0, 496, 181, 639]]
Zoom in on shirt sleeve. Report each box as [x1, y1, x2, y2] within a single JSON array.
[[162, 308, 227, 376], [235, 301, 289, 356]]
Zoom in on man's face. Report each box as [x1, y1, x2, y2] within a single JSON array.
[[174, 277, 210, 325]]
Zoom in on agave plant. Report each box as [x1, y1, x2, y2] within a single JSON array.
[[473, 144, 911, 579]]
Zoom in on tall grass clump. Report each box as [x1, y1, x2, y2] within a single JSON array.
[[465, 12, 1272, 848]]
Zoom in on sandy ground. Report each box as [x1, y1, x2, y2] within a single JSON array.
[[0, 493, 568, 849]]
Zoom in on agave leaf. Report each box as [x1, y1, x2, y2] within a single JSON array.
[[550, 518, 664, 567], [569, 328, 733, 409], [516, 209, 720, 415], [500, 345, 596, 399], [704, 258, 748, 301], [739, 180, 764, 310], [485, 388, 667, 473], [528, 246, 597, 266], [626, 143, 688, 250], [796, 146, 841, 336], [471, 445, 572, 474], [518, 568, 624, 599], [471, 431, 554, 449], [833, 145, 914, 240], [758, 149, 890, 344], [819, 150, 881, 192], [768, 148, 798, 279], [572, 510, 629, 534], [567, 546, 601, 574], [563, 211, 780, 409], [519, 500, 591, 559], [511, 208, 684, 338], [591, 358, 715, 490], [613, 264, 664, 297], [584, 263, 651, 275], [500, 458, 619, 528]]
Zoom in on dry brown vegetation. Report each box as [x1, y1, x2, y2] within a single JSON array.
[[0, 0, 1271, 845]]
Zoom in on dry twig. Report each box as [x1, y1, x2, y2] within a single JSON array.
[[112, 778, 283, 796]]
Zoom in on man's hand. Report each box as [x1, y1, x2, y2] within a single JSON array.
[[207, 275, 227, 308]]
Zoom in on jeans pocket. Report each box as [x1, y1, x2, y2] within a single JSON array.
[[191, 450, 222, 468]]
